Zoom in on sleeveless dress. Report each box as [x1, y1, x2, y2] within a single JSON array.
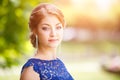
[[21, 58, 74, 80]]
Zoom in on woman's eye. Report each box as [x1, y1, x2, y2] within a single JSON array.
[[42, 27, 50, 31], [56, 26, 62, 30]]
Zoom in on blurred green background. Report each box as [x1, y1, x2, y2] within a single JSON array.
[[0, 0, 120, 80]]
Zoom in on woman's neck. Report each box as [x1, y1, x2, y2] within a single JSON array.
[[34, 46, 57, 60]]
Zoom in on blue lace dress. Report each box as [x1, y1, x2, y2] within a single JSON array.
[[21, 58, 74, 80]]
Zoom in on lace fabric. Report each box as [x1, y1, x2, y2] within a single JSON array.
[[21, 58, 74, 80]]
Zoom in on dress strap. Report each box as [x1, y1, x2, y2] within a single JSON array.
[[21, 59, 40, 74]]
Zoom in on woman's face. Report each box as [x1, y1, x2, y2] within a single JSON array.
[[37, 14, 63, 48]]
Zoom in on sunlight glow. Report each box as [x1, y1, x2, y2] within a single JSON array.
[[95, 0, 114, 13], [70, 0, 119, 19]]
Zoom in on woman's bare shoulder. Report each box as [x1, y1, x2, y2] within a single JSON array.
[[20, 66, 40, 80]]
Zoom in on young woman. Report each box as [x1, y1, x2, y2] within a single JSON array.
[[20, 3, 74, 80]]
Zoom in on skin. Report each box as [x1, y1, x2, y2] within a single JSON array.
[[20, 14, 64, 80]]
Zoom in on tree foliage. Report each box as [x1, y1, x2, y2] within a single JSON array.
[[0, 0, 52, 68]]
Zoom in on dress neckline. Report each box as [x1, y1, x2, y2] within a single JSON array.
[[30, 58, 59, 62]]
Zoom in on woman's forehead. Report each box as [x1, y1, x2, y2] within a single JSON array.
[[41, 14, 61, 23]]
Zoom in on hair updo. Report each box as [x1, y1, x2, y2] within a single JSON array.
[[28, 3, 65, 48]]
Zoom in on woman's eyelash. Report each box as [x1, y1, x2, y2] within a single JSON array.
[[56, 26, 62, 29], [42, 27, 50, 30], [41, 25, 62, 30]]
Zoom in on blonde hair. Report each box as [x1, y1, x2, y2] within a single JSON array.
[[28, 3, 65, 48]]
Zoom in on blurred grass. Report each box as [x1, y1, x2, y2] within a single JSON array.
[[0, 75, 19, 80], [61, 41, 120, 55], [0, 41, 120, 80], [0, 66, 21, 80], [66, 59, 120, 80], [62, 41, 120, 80]]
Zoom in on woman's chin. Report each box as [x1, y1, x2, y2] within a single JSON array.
[[48, 43, 60, 48]]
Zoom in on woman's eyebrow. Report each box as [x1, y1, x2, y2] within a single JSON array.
[[41, 23, 62, 26], [41, 23, 50, 26], [56, 23, 62, 26]]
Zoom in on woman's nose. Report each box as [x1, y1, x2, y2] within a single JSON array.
[[50, 28, 56, 37]]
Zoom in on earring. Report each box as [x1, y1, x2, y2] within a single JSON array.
[[35, 35, 38, 49]]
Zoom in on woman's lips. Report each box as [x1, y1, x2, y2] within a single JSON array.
[[48, 39, 58, 42]]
